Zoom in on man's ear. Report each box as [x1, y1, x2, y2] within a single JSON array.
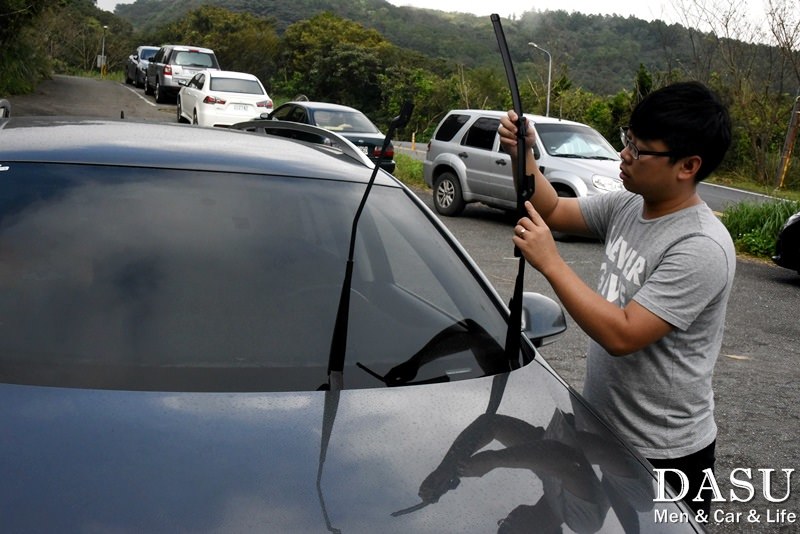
[[677, 155, 702, 183]]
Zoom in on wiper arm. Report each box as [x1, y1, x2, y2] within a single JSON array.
[[356, 318, 505, 387], [492, 14, 534, 367], [324, 101, 414, 391]]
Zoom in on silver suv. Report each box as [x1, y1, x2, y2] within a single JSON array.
[[424, 110, 623, 216], [145, 45, 220, 103]]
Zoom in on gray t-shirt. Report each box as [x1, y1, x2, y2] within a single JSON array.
[[578, 191, 736, 459]]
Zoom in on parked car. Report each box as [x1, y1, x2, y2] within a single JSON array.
[[0, 98, 9, 118], [177, 70, 273, 127], [424, 110, 623, 216], [773, 209, 800, 274], [125, 45, 159, 88], [145, 44, 220, 103], [0, 116, 700, 532], [267, 101, 396, 173]]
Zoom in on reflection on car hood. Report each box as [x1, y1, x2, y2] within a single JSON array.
[[0, 361, 698, 532], [547, 156, 620, 177]]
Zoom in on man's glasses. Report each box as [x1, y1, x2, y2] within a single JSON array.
[[619, 127, 677, 160]]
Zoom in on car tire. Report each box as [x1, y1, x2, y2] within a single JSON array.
[[155, 81, 166, 103], [144, 76, 153, 96], [192, 110, 199, 126], [125, 71, 133, 85], [433, 172, 465, 216], [176, 99, 186, 123]]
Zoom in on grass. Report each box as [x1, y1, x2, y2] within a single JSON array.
[[393, 153, 428, 190], [721, 199, 800, 259]]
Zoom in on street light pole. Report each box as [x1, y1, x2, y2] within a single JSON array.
[[527, 42, 551, 117], [101, 25, 108, 78]]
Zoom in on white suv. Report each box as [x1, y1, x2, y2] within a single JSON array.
[[423, 110, 623, 216]]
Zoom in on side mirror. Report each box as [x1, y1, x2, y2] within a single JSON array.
[[521, 292, 567, 347]]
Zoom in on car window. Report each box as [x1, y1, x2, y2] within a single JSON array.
[[173, 51, 215, 68], [461, 117, 500, 151], [140, 48, 157, 61], [0, 164, 511, 392], [435, 113, 470, 141], [312, 110, 380, 133], [209, 77, 264, 95], [535, 123, 620, 159]]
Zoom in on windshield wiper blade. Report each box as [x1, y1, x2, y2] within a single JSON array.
[[324, 101, 414, 391], [492, 14, 533, 368]]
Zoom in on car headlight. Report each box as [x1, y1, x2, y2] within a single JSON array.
[[592, 174, 623, 192]]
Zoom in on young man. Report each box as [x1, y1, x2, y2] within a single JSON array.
[[498, 81, 735, 515]]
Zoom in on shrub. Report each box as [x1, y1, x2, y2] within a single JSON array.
[[721, 200, 800, 259]]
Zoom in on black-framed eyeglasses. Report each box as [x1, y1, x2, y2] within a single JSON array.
[[619, 127, 676, 160]]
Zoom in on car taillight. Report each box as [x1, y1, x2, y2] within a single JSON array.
[[163, 65, 172, 76], [257, 100, 273, 109], [203, 96, 226, 105], [374, 146, 394, 158]]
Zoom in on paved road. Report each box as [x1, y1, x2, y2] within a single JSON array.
[[7, 75, 800, 531]]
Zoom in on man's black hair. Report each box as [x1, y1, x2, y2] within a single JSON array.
[[629, 81, 731, 182]]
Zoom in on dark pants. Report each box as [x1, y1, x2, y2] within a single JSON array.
[[648, 440, 716, 515]]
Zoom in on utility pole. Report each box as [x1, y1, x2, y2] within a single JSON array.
[[775, 95, 800, 189]]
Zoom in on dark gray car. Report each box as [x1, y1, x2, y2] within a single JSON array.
[[0, 117, 701, 532]]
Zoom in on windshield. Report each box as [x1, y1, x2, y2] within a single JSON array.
[[173, 51, 216, 68], [311, 109, 381, 133], [535, 123, 620, 160], [0, 164, 513, 392]]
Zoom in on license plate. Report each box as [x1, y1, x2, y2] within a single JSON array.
[[358, 146, 369, 155], [233, 104, 250, 112]]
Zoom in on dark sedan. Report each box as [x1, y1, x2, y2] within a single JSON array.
[[0, 117, 700, 532], [125, 45, 159, 88], [773, 210, 800, 274], [267, 100, 396, 173]]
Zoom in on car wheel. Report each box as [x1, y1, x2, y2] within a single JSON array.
[[155, 81, 166, 103], [176, 99, 185, 123], [125, 70, 133, 85], [192, 110, 198, 125], [433, 172, 465, 216]]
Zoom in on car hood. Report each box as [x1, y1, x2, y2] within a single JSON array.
[[0, 360, 698, 533], [544, 155, 621, 178]]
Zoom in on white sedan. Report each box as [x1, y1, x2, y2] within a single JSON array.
[[176, 70, 273, 127]]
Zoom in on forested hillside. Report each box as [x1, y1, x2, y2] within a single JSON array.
[[113, 0, 794, 98]]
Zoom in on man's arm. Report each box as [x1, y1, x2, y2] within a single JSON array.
[[498, 111, 592, 237], [513, 202, 674, 356]]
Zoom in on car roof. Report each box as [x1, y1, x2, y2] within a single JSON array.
[[281, 101, 361, 113], [445, 109, 589, 127], [203, 70, 261, 81], [161, 44, 215, 53], [0, 117, 394, 184]]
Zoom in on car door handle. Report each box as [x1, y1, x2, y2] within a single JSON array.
[[495, 159, 507, 165], [458, 152, 468, 159]]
